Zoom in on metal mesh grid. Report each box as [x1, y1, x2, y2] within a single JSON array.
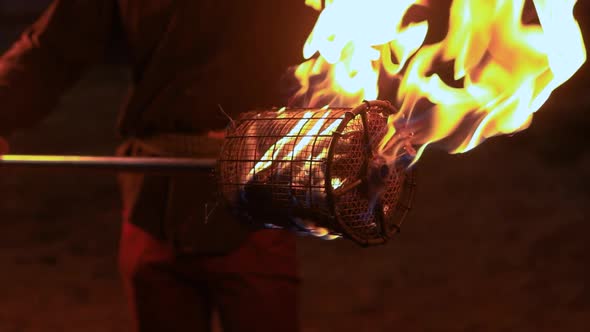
[[330, 111, 386, 242], [218, 108, 347, 226], [217, 103, 415, 246]]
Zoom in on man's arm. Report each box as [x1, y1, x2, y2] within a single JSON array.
[[0, 0, 117, 136]]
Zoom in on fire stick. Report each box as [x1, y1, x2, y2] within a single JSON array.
[[0, 155, 217, 173]]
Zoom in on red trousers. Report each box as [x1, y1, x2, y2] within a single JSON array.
[[118, 221, 300, 332]]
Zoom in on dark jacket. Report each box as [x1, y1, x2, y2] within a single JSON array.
[[0, 0, 317, 253], [0, 0, 316, 136]]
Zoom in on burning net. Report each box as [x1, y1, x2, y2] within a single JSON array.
[[218, 102, 416, 246], [219, 0, 585, 246]]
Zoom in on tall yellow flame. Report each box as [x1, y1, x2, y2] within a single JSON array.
[[294, 0, 587, 163], [295, 0, 429, 107]]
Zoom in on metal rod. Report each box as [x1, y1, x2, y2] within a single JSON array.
[[0, 155, 216, 173], [332, 178, 363, 197]]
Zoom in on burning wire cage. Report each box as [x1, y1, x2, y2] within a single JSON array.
[[218, 100, 416, 246]]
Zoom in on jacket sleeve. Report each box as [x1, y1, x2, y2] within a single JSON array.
[[0, 0, 117, 136]]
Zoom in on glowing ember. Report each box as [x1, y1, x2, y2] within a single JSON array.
[[331, 177, 344, 189], [248, 110, 344, 181], [294, 0, 587, 164]]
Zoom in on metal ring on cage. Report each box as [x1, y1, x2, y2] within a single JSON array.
[[217, 100, 416, 247]]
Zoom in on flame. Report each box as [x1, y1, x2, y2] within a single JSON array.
[[249, 111, 314, 177], [248, 110, 344, 179], [305, 0, 325, 12], [293, 0, 586, 163], [295, 0, 429, 107], [246, 109, 345, 239]]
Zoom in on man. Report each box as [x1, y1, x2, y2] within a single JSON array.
[[0, 1, 317, 331]]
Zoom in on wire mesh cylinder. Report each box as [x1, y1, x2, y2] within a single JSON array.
[[218, 102, 416, 246]]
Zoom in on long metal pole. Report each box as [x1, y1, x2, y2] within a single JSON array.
[[0, 155, 216, 173]]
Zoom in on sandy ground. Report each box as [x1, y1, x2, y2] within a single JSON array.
[[0, 5, 589, 330]]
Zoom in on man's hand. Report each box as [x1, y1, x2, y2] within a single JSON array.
[[0, 137, 9, 155]]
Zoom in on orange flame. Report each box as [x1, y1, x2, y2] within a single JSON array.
[[294, 0, 586, 163], [248, 110, 344, 180], [245, 109, 345, 239], [296, 0, 429, 107]]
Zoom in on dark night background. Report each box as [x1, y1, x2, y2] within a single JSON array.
[[0, 1, 588, 331]]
